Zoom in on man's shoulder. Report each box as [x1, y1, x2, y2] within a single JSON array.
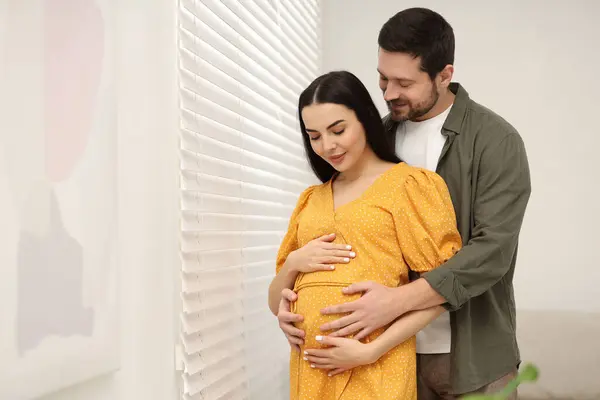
[[463, 96, 522, 145]]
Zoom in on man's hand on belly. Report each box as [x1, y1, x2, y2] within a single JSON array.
[[277, 288, 305, 351], [318, 278, 446, 340], [318, 281, 404, 340]]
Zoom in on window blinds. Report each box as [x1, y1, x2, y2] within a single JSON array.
[[177, 1, 321, 399]]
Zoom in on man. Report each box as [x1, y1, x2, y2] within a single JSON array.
[[276, 7, 531, 399]]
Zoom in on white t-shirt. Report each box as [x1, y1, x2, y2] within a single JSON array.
[[395, 105, 453, 354]]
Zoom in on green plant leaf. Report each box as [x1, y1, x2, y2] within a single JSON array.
[[460, 363, 539, 400], [460, 394, 499, 400]]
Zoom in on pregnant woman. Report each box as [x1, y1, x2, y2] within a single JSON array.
[[268, 71, 462, 400]]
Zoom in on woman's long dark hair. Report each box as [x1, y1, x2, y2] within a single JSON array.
[[298, 70, 399, 183]]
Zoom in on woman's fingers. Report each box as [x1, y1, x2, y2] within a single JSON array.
[[325, 243, 353, 251], [303, 355, 330, 365], [309, 363, 335, 370], [307, 263, 336, 272], [320, 248, 356, 259], [319, 256, 352, 264], [330, 250, 356, 258]]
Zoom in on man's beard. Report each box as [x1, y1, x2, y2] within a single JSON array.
[[387, 85, 439, 122]]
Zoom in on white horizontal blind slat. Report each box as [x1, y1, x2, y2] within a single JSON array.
[[180, 129, 310, 178], [178, 0, 320, 398], [303, 0, 320, 19], [183, 0, 300, 96], [179, 5, 291, 107], [222, 0, 319, 78], [284, 0, 319, 36], [278, 2, 319, 62]]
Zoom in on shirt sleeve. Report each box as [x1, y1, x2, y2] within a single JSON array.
[[275, 186, 315, 274], [422, 132, 531, 310], [393, 169, 462, 273]]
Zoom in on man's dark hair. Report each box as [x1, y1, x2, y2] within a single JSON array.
[[378, 7, 455, 80]]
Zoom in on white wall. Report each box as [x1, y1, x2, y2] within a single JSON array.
[[0, 0, 122, 397], [322, 1, 600, 398], [35, 1, 179, 399]]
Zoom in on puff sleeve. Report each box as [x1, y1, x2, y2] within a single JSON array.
[[275, 186, 315, 274], [393, 170, 462, 273]]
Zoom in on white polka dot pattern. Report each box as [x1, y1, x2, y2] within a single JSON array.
[[275, 163, 462, 400]]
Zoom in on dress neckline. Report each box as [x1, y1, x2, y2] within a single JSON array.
[[328, 162, 405, 213]]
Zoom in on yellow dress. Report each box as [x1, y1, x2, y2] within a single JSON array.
[[275, 163, 462, 400]]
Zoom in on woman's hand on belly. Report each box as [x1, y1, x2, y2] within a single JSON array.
[[286, 233, 355, 273], [303, 335, 379, 377]]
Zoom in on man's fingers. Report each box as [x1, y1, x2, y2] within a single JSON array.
[[329, 322, 363, 338], [320, 300, 358, 316], [278, 311, 304, 324], [280, 322, 305, 339], [342, 281, 374, 295], [279, 322, 305, 339], [319, 313, 359, 332], [354, 327, 374, 341], [286, 334, 304, 346], [278, 292, 296, 314], [281, 288, 298, 302], [328, 368, 348, 377], [278, 296, 290, 313]]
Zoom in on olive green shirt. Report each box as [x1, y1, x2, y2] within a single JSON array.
[[384, 83, 532, 394]]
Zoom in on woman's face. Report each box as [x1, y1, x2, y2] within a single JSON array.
[[301, 103, 367, 173]]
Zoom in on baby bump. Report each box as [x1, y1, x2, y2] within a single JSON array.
[[292, 283, 361, 349]]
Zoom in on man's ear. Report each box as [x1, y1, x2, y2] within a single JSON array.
[[438, 64, 454, 88]]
